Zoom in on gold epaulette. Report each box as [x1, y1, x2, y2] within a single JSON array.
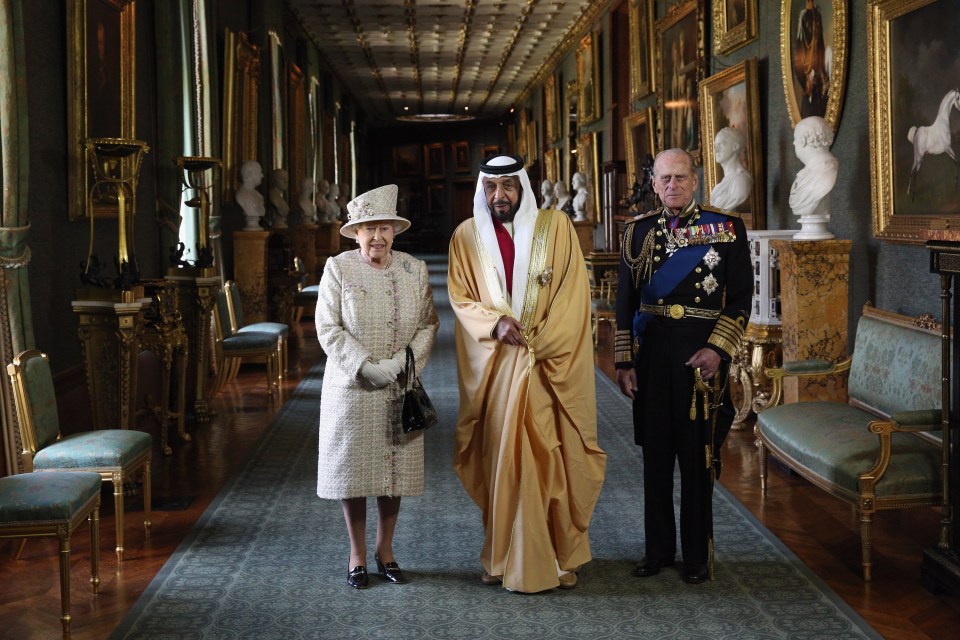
[[697, 205, 740, 218]]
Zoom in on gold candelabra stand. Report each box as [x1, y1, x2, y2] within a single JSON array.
[[175, 156, 221, 276], [80, 138, 150, 296]]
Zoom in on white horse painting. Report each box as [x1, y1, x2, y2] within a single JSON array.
[[906, 88, 960, 198]]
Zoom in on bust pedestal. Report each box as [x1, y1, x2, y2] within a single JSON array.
[[233, 230, 270, 324], [770, 239, 852, 404], [573, 220, 595, 258]]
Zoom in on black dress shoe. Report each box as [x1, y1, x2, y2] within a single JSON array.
[[375, 554, 407, 584], [632, 557, 675, 578], [347, 565, 369, 589], [682, 563, 709, 584]]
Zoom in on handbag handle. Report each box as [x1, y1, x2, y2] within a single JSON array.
[[404, 346, 416, 391]]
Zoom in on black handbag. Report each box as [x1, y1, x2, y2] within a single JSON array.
[[401, 346, 438, 433]]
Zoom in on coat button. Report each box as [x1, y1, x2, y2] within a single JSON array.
[[695, 296, 701, 303]]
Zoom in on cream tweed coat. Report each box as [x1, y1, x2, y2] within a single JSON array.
[[315, 249, 439, 499]]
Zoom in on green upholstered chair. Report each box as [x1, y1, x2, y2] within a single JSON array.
[[292, 257, 319, 323], [212, 288, 280, 396], [6, 350, 152, 563], [0, 471, 102, 639], [224, 280, 289, 379]]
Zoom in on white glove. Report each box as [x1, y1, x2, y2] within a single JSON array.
[[360, 361, 393, 388], [378, 358, 403, 378]]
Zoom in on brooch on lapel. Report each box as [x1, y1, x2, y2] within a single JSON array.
[[537, 267, 553, 287]]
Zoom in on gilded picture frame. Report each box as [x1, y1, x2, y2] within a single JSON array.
[[656, 0, 706, 164], [628, 0, 655, 102], [714, 0, 758, 56], [623, 108, 656, 194], [392, 144, 421, 177], [424, 143, 445, 180], [699, 57, 765, 230], [221, 30, 260, 203], [286, 62, 305, 193], [780, 0, 848, 131], [544, 72, 561, 144], [576, 33, 601, 127], [577, 131, 601, 225], [452, 141, 471, 173], [868, 0, 960, 243], [67, 0, 136, 221], [544, 147, 560, 184], [564, 80, 578, 186]]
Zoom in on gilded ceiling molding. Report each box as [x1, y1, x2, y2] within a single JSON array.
[[445, 0, 477, 113], [404, 0, 424, 112], [515, 0, 615, 108], [476, 0, 537, 113], [343, 0, 393, 113]]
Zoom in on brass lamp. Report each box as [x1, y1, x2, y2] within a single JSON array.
[[80, 137, 150, 293], [175, 156, 221, 274]]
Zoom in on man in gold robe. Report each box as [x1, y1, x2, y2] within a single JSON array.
[[447, 155, 607, 593]]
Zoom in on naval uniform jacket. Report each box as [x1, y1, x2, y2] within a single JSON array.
[[614, 202, 752, 564], [614, 202, 752, 446]]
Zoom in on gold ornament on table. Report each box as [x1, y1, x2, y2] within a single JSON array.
[[175, 156, 222, 275], [80, 137, 150, 297]]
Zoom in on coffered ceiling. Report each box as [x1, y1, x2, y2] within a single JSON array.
[[286, 0, 612, 125]]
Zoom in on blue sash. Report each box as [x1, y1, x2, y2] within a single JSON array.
[[632, 210, 728, 362]]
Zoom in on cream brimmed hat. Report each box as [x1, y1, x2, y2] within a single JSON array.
[[340, 184, 411, 238]]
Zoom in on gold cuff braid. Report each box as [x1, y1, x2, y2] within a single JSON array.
[[614, 329, 633, 364], [707, 315, 745, 359]]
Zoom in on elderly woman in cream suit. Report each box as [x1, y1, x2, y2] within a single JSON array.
[[315, 184, 439, 589]]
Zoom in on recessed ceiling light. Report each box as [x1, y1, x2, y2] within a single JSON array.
[[396, 113, 475, 122]]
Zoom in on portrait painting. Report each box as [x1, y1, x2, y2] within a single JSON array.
[[714, 0, 758, 55], [576, 33, 601, 126], [868, 0, 960, 243], [629, 0, 655, 102], [452, 141, 471, 173], [623, 108, 656, 195], [780, 0, 848, 131], [67, 0, 136, 220], [424, 143, 445, 179], [221, 30, 261, 204], [699, 58, 765, 230], [577, 132, 601, 224], [657, 0, 705, 164], [481, 144, 500, 161], [545, 73, 561, 144], [393, 144, 421, 177]]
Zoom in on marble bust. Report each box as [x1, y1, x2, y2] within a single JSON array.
[[235, 160, 265, 231], [540, 179, 556, 209], [298, 177, 317, 223], [268, 169, 290, 229], [789, 116, 839, 240], [554, 180, 572, 216], [709, 126, 753, 212], [572, 172, 589, 222]]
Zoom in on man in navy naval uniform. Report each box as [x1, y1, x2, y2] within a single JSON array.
[[614, 148, 752, 584]]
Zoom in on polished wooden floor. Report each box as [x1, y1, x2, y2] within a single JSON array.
[[1, 319, 959, 639]]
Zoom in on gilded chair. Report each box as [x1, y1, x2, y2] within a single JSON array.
[[291, 257, 319, 323], [225, 280, 289, 379], [212, 288, 281, 396], [6, 350, 152, 562], [0, 471, 102, 639]]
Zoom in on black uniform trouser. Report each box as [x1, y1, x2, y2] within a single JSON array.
[[633, 318, 727, 567]]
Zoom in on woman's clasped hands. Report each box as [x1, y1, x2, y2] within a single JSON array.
[[360, 358, 403, 388]]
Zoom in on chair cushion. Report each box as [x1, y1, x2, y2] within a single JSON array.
[[301, 284, 319, 293], [0, 472, 102, 524], [757, 402, 941, 500], [238, 321, 288, 337], [33, 430, 152, 471], [223, 331, 277, 351]]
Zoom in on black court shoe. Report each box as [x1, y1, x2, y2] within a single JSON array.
[[375, 554, 407, 584], [347, 565, 369, 589]]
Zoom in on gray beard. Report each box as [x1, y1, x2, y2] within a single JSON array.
[[489, 201, 520, 223]]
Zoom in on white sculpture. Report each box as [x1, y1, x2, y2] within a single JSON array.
[[540, 179, 556, 209], [235, 160, 265, 231], [709, 126, 753, 212], [789, 115, 839, 240], [269, 169, 290, 229], [298, 177, 317, 223], [554, 180, 572, 215], [323, 183, 342, 223], [572, 172, 589, 222], [336, 183, 350, 221], [315, 179, 335, 223]]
